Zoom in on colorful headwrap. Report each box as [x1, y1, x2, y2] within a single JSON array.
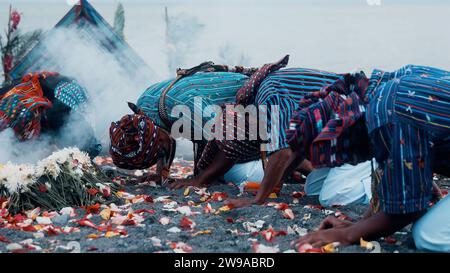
[[0, 73, 53, 140], [109, 103, 161, 170]]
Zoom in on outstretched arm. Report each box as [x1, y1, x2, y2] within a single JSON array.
[[168, 149, 236, 189], [225, 148, 297, 208], [136, 158, 165, 184], [295, 210, 423, 248]]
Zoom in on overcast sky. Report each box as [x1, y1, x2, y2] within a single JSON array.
[[1, 0, 449, 76], [1, 0, 449, 159], [3, 0, 450, 4]]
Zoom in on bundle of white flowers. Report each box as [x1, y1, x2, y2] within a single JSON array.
[[0, 163, 37, 194], [0, 148, 119, 214]]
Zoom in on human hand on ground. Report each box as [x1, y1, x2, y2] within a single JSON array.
[[224, 198, 258, 209], [318, 215, 353, 230], [294, 228, 351, 249], [167, 178, 204, 190]]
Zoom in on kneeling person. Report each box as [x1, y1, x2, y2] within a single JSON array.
[[293, 65, 450, 252], [0, 71, 101, 157]]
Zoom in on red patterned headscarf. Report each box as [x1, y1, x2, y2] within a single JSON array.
[[109, 103, 161, 170], [0, 72, 54, 140]]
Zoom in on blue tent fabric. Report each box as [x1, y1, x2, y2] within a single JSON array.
[[8, 0, 155, 82]]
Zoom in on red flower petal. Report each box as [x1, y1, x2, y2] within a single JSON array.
[[87, 246, 98, 251], [180, 216, 195, 229], [85, 203, 101, 214], [87, 188, 99, 196], [384, 237, 397, 245], [102, 189, 111, 198], [122, 219, 137, 226], [38, 184, 48, 193], [0, 235, 10, 243], [144, 195, 154, 203], [134, 209, 155, 215], [46, 226, 59, 236], [275, 203, 290, 211], [292, 191, 305, 198], [77, 219, 98, 229], [211, 192, 228, 202], [22, 225, 37, 232], [11, 214, 27, 224]]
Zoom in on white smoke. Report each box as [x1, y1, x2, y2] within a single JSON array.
[[0, 129, 56, 164], [218, 43, 251, 67], [0, 26, 156, 163], [42, 27, 154, 135]]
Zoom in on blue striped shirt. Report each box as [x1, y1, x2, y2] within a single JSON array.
[[256, 68, 340, 153], [137, 72, 248, 139], [137, 68, 340, 152], [367, 65, 450, 214]]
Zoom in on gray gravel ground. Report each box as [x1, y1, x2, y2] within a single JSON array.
[[1, 177, 430, 253]]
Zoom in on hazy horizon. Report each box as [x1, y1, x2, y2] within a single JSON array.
[[1, 0, 449, 79], [1, 0, 449, 161]]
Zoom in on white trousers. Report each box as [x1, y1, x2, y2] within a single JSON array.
[[412, 195, 450, 252], [304, 160, 374, 207], [223, 160, 264, 185]]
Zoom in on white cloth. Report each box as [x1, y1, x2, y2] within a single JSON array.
[[304, 167, 331, 195], [413, 195, 450, 252], [305, 160, 374, 206], [223, 160, 264, 185]]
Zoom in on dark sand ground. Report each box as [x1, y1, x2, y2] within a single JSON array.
[[3, 167, 445, 253]]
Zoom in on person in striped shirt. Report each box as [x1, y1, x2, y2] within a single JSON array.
[[109, 71, 256, 184], [168, 67, 341, 202], [109, 62, 341, 188], [288, 65, 450, 252]]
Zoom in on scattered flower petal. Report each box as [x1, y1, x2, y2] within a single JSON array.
[[36, 217, 52, 225], [170, 242, 192, 253], [167, 227, 181, 233], [360, 238, 374, 250], [243, 220, 265, 233], [282, 209, 295, 220], [192, 230, 212, 236], [100, 208, 111, 220], [159, 217, 171, 225], [322, 242, 340, 253], [252, 242, 279, 253], [150, 236, 162, 247]]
